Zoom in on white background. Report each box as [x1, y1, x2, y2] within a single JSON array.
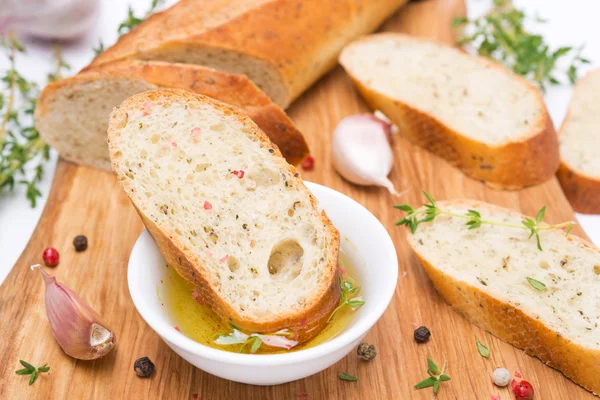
[[0, 0, 599, 285]]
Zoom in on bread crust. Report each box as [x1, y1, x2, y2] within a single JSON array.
[[85, 0, 408, 108], [36, 60, 309, 168], [108, 89, 340, 344], [556, 71, 600, 214], [340, 33, 559, 190], [406, 200, 600, 396]]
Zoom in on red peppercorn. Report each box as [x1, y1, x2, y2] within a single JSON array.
[[301, 155, 315, 171], [511, 379, 534, 400], [232, 170, 245, 179], [203, 201, 212, 210], [42, 247, 59, 267]]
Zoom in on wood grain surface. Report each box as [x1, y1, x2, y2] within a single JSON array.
[[0, 0, 594, 399]]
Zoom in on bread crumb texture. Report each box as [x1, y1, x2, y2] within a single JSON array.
[[411, 202, 599, 350]]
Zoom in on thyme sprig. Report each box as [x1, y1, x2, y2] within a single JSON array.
[[15, 360, 50, 386], [453, 0, 590, 91], [414, 358, 451, 394], [327, 276, 365, 322], [395, 191, 575, 251], [94, 0, 165, 57], [0, 37, 68, 207]]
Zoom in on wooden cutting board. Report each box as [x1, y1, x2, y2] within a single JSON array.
[[0, 1, 594, 399]]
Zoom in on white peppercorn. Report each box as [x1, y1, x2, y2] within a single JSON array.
[[492, 367, 511, 387]]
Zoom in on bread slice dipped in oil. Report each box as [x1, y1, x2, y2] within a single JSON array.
[[405, 199, 600, 395], [107, 88, 340, 344]]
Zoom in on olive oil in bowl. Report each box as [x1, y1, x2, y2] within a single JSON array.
[[163, 251, 362, 354]]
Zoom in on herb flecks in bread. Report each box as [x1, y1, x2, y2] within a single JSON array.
[[108, 89, 339, 343], [400, 196, 600, 395]]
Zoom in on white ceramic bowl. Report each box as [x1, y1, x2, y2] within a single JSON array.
[[128, 182, 398, 385]]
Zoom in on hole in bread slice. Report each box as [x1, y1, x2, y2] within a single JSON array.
[[268, 239, 304, 283]]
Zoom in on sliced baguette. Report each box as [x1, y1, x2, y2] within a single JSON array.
[[85, 0, 408, 108], [557, 68, 600, 214], [35, 60, 308, 171], [339, 33, 559, 190], [406, 200, 600, 395], [108, 89, 340, 343]]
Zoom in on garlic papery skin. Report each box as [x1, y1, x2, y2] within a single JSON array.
[[31, 265, 116, 360], [0, 0, 98, 41], [332, 113, 400, 195]]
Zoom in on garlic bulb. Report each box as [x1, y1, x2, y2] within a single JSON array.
[[331, 113, 401, 195], [0, 0, 98, 41], [31, 265, 116, 360]]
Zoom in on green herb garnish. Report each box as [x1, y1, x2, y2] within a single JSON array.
[[395, 191, 575, 251], [338, 372, 358, 382], [328, 276, 365, 322], [526, 277, 548, 291], [414, 358, 451, 394], [0, 37, 68, 207], [15, 360, 50, 385], [453, 0, 589, 91], [118, 0, 165, 37], [476, 339, 490, 358]]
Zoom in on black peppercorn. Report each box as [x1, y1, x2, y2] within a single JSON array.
[[356, 342, 376, 361], [73, 235, 88, 252], [414, 326, 431, 343], [134, 357, 155, 377]]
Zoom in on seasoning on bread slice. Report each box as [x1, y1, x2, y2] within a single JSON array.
[[339, 33, 559, 190], [557, 68, 600, 214], [35, 60, 308, 171], [405, 199, 600, 395], [86, 0, 408, 108], [108, 89, 340, 343]]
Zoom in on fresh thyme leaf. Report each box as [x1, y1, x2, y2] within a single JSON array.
[[476, 339, 490, 358], [526, 277, 547, 291], [15, 368, 32, 375], [566, 225, 573, 236], [19, 360, 35, 370], [29, 370, 38, 386], [93, 40, 105, 56], [453, 1, 588, 90], [415, 358, 450, 394], [250, 336, 262, 354], [414, 377, 436, 389], [327, 276, 365, 322], [15, 360, 49, 385], [426, 358, 440, 374], [117, 0, 165, 37], [536, 205, 546, 223], [338, 372, 358, 382]]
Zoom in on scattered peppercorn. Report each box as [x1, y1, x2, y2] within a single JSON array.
[[511, 379, 534, 400], [301, 155, 315, 170], [134, 357, 155, 378], [42, 248, 59, 267], [356, 342, 377, 361], [73, 235, 88, 252], [414, 326, 431, 343], [492, 368, 511, 387]]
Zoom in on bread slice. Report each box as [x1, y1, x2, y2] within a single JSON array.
[[339, 33, 559, 190], [406, 200, 600, 395], [557, 68, 600, 214], [85, 0, 408, 108], [108, 89, 340, 343], [35, 60, 308, 171]]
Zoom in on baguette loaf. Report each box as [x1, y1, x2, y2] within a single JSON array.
[[406, 200, 600, 395], [557, 68, 600, 214], [35, 60, 308, 170], [86, 0, 408, 108], [340, 34, 559, 190], [108, 89, 340, 343]]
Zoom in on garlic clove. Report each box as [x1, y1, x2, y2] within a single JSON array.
[[331, 113, 401, 195], [31, 265, 116, 360]]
